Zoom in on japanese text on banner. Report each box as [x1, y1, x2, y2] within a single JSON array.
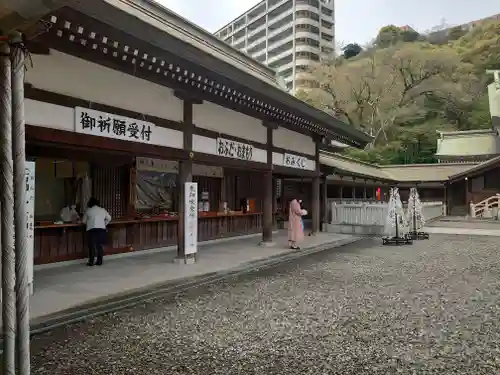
[[217, 138, 253, 161], [284, 153, 307, 169], [76, 107, 154, 143]]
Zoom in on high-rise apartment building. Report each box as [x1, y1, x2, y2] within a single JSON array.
[[215, 0, 335, 93]]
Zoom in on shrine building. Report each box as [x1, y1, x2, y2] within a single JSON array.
[[5, 0, 370, 264], [320, 71, 500, 218]]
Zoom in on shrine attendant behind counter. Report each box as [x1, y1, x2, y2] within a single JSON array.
[[82, 197, 111, 266]]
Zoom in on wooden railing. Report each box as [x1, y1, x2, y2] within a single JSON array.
[[470, 194, 500, 218]]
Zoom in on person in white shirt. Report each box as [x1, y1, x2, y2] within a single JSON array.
[[82, 197, 111, 266]]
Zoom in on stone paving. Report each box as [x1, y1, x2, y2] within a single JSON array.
[[31, 231, 354, 321], [31, 235, 500, 374]]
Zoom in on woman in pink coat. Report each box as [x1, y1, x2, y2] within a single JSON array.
[[288, 198, 306, 249]]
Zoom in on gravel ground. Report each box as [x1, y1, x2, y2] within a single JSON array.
[[31, 235, 500, 374]]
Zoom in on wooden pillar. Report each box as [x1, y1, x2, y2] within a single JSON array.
[[465, 177, 471, 206], [321, 176, 328, 230], [351, 184, 356, 199], [311, 140, 320, 234], [272, 177, 277, 215], [262, 170, 273, 242], [444, 182, 449, 216], [363, 179, 367, 200], [175, 93, 198, 259], [261, 123, 276, 244], [126, 160, 137, 218]]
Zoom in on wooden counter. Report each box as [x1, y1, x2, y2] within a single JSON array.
[[34, 212, 265, 264], [198, 212, 263, 241]]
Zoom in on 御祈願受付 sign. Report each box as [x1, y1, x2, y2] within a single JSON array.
[[75, 107, 155, 144]]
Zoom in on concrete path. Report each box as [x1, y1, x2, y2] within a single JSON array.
[[424, 217, 500, 236], [425, 226, 500, 236], [31, 231, 359, 323]]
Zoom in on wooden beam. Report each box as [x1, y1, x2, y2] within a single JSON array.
[[174, 90, 203, 104]]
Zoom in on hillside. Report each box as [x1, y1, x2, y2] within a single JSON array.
[[295, 20, 500, 165]]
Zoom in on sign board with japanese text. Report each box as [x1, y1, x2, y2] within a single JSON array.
[[216, 137, 253, 161], [184, 182, 198, 255], [283, 153, 309, 170], [75, 107, 155, 144], [136, 157, 224, 178], [26, 161, 35, 295]]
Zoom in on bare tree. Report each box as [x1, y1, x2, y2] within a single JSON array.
[[295, 42, 478, 146]]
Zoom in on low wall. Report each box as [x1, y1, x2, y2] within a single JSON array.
[[325, 201, 444, 236]]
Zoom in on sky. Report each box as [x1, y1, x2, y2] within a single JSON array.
[[157, 0, 498, 45]]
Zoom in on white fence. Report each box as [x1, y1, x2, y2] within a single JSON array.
[[326, 201, 444, 235]]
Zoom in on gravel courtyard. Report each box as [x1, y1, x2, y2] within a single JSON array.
[[32, 234, 500, 374]]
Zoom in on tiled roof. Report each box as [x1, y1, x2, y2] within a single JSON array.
[[448, 155, 500, 180], [320, 154, 393, 181], [436, 131, 500, 157], [381, 163, 478, 182], [320, 152, 479, 183], [115, 0, 280, 87]]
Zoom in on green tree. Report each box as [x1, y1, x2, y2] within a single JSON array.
[[447, 26, 467, 41], [342, 43, 362, 59], [455, 20, 500, 72], [374, 25, 402, 48], [295, 18, 498, 165]]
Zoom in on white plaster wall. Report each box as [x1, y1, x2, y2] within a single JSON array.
[[272, 152, 283, 166], [192, 135, 216, 155], [273, 127, 315, 156], [250, 148, 267, 164], [488, 82, 500, 118], [26, 99, 73, 132], [26, 99, 184, 149], [193, 101, 267, 144], [27, 50, 183, 122], [192, 135, 267, 163]]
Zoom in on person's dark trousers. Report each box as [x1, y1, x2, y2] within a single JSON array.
[[87, 228, 107, 265]]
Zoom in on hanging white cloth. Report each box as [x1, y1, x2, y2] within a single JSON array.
[[406, 187, 426, 231], [384, 187, 408, 237]]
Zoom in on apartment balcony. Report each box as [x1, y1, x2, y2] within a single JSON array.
[[247, 41, 267, 57], [321, 24, 334, 35], [294, 58, 318, 67], [268, 7, 294, 28], [276, 60, 294, 72], [268, 49, 294, 65], [294, 3, 322, 14], [224, 21, 246, 39], [267, 34, 294, 53], [233, 34, 246, 46], [295, 18, 320, 28], [247, 35, 267, 51], [268, 0, 290, 13], [247, 3, 267, 24], [247, 19, 267, 39], [295, 44, 321, 54], [253, 49, 267, 63], [294, 30, 320, 40]]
